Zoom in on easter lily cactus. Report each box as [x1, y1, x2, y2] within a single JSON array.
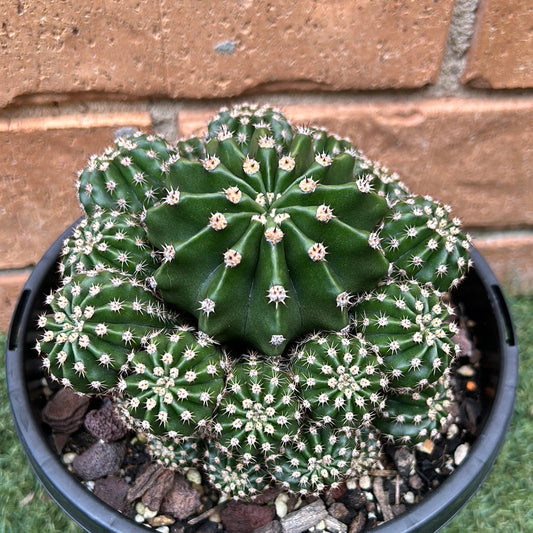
[[36, 103, 472, 499]]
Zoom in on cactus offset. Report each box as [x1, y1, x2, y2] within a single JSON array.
[[36, 269, 176, 394], [291, 332, 386, 428], [77, 132, 179, 217], [272, 424, 380, 495], [352, 279, 460, 391], [60, 210, 159, 280], [34, 104, 474, 503], [214, 354, 300, 462], [380, 195, 472, 290], [119, 328, 225, 438]]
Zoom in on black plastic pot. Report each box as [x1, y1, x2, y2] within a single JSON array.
[[6, 222, 519, 533]]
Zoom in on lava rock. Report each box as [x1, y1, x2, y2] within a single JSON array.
[[72, 440, 125, 481], [84, 403, 129, 442], [160, 475, 202, 520]]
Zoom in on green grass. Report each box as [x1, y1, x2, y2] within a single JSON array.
[[1, 296, 532, 533]]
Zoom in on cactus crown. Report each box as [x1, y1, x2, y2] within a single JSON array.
[[36, 104, 472, 500]]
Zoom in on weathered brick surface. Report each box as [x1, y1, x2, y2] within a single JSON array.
[[179, 98, 533, 229], [462, 0, 533, 88], [1, 1, 454, 108], [475, 235, 533, 295], [0, 271, 30, 334], [0, 112, 151, 270], [0, 1, 165, 108]]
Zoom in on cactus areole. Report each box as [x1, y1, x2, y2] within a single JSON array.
[[35, 104, 477, 501]]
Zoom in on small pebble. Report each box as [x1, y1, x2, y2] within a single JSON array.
[[143, 507, 158, 519], [358, 475, 371, 490], [457, 364, 475, 377], [134, 514, 145, 523], [136, 502, 146, 515], [186, 468, 202, 485], [446, 423, 459, 440], [275, 492, 289, 518], [403, 491, 415, 505], [155, 527, 170, 533], [62, 452, 77, 465], [208, 511, 221, 523], [345, 477, 358, 490], [454, 443, 470, 465], [418, 439, 434, 455]]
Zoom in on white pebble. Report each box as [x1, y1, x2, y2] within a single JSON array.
[[446, 423, 459, 440], [143, 507, 158, 519], [275, 492, 289, 518], [454, 443, 470, 465], [135, 502, 145, 515], [62, 452, 77, 465], [358, 474, 372, 490], [155, 527, 170, 533], [134, 514, 145, 523], [457, 364, 475, 377], [345, 477, 358, 490], [186, 468, 202, 485], [403, 491, 415, 505]]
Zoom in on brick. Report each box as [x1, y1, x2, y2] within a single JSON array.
[[1, 1, 454, 107], [462, 0, 533, 88], [0, 1, 166, 108], [0, 112, 151, 270], [163, 0, 454, 96], [178, 97, 533, 229], [0, 271, 30, 333], [474, 234, 533, 295]]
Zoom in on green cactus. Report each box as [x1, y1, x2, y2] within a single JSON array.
[[119, 328, 226, 438], [207, 103, 294, 153], [291, 331, 386, 428], [145, 434, 203, 471], [352, 279, 460, 391], [145, 124, 389, 356], [36, 269, 176, 394], [203, 441, 270, 499], [272, 424, 380, 495], [77, 132, 179, 217], [35, 104, 472, 503], [373, 377, 454, 444], [380, 195, 472, 291], [213, 353, 300, 462], [60, 210, 159, 280]]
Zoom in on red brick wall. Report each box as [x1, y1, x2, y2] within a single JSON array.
[[1, 0, 532, 330]]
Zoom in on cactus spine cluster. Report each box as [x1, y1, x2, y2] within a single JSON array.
[[36, 103, 472, 500]]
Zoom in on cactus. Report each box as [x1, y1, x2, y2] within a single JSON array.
[[35, 104, 474, 504], [119, 328, 226, 438], [373, 377, 454, 444], [291, 331, 386, 428], [145, 123, 390, 356], [379, 195, 472, 291], [272, 424, 380, 495], [352, 279, 460, 391], [60, 210, 159, 280], [77, 132, 179, 217], [145, 434, 203, 471], [207, 103, 294, 153], [203, 441, 270, 499], [36, 269, 176, 394], [213, 354, 300, 462]]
